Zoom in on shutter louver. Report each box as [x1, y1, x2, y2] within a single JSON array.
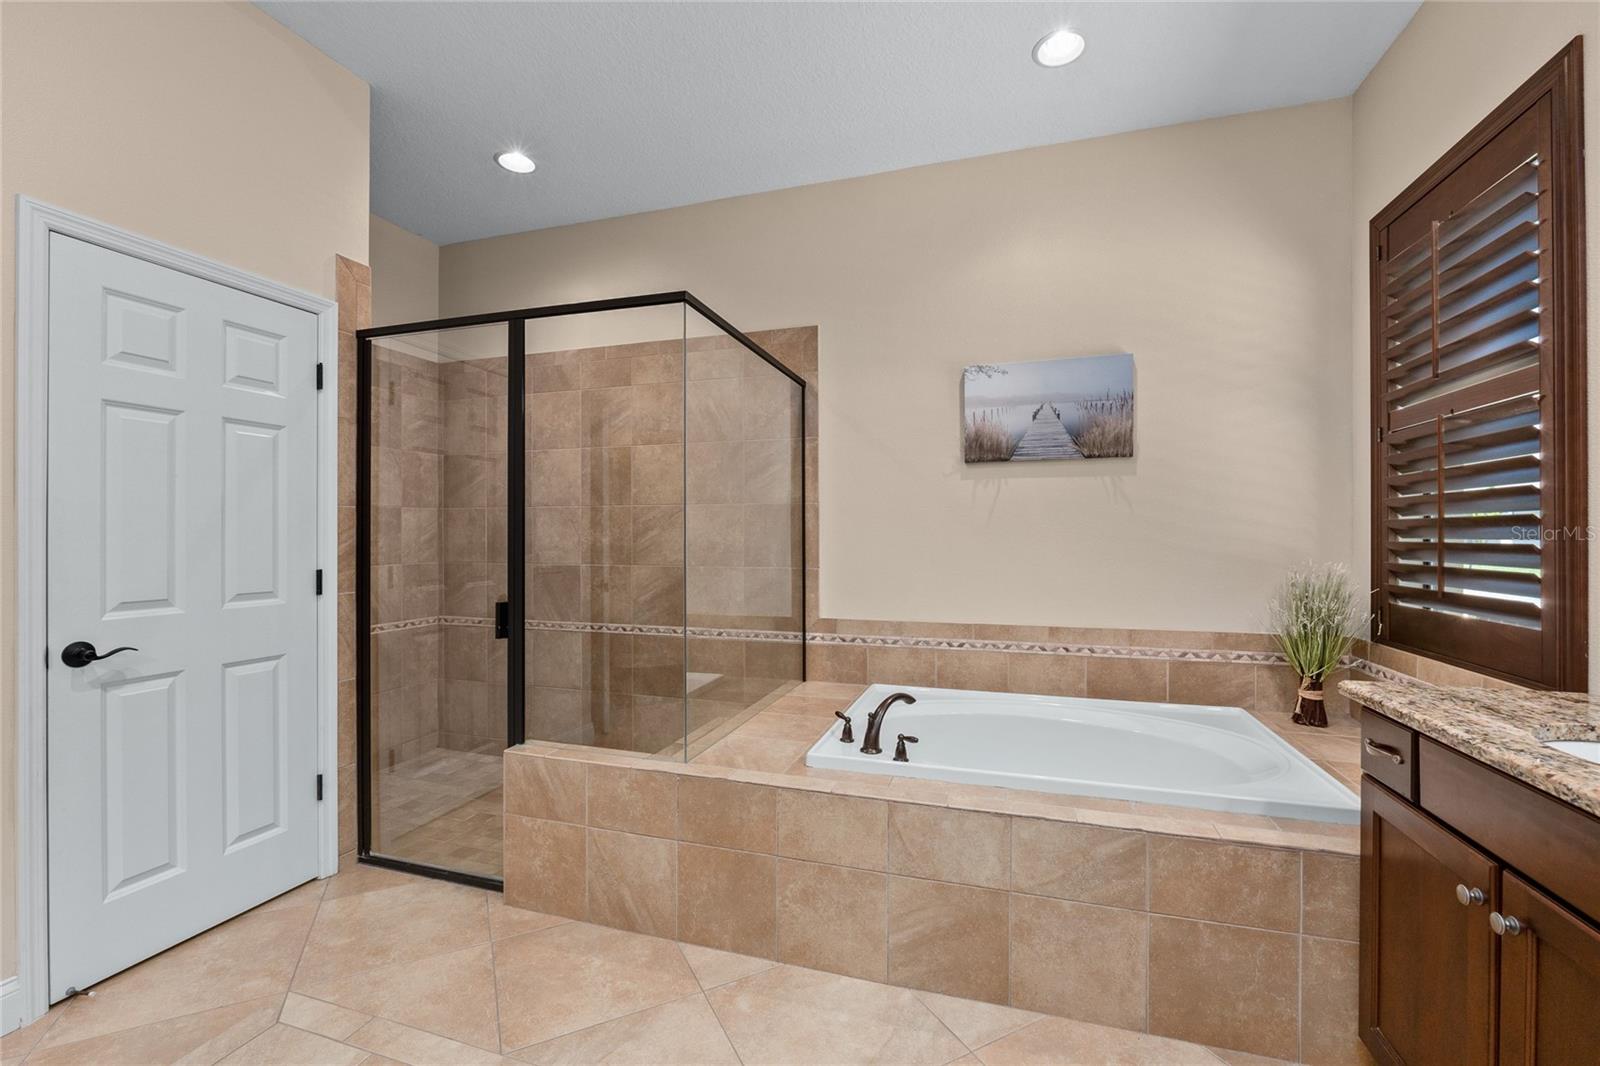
[[1370, 48, 1585, 689]]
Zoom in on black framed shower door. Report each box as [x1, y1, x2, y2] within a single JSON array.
[[354, 292, 807, 888]]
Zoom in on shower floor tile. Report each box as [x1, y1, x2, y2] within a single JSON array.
[[9, 867, 1289, 1065], [374, 746, 505, 877]]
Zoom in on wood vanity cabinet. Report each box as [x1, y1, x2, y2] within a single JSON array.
[[1358, 709, 1600, 1066]]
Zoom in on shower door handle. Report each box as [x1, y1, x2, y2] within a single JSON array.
[[494, 601, 510, 640]]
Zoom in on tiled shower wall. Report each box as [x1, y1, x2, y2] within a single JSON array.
[[369, 346, 446, 765], [335, 256, 369, 861], [519, 333, 806, 757], [361, 328, 806, 765], [437, 354, 509, 753]]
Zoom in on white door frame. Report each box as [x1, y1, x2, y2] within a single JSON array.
[[11, 196, 341, 1029]]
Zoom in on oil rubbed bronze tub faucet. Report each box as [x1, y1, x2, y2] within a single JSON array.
[[861, 692, 916, 755]]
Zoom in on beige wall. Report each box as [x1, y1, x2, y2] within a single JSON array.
[[1350, 2, 1600, 689], [440, 100, 1357, 635], [370, 215, 440, 327], [0, 1, 368, 984]]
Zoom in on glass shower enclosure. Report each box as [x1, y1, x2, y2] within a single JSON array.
[[356, 294, 806, 886]]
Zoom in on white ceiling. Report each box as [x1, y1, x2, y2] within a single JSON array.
[[258, 1, 1419, 246]]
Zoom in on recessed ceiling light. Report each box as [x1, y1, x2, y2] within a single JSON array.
[[1033, 29, 1086, 68], [495, 149, 537, 174]]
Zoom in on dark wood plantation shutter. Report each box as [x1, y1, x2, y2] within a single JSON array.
[[1370, 40, 1586, 689]]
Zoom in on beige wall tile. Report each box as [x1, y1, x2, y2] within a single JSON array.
[[1412, 655, 1489, 687], [1167, 661, 1255, 709], [1148, 837, 1299, 933], [776, 859, 888, 981], [504, 815, 585, 920], [1365, 643, 1418, 677], [1300, 936, 1362, 1065], [687, 441, 743, 504], [1086, 657, 1167, 701], [888, 877, 1008, 1004], [865, 645, 938, 687], [631, 444, 685, 505], [586, 828, 677, 939], [527, 389, 582, 450], [586, 764, 678, 839], [1048, 626, 1132, 647], [632, 381, 685, 445], [1010, 820, 1147, 909], [807, 643, 868, 684], [777, 790, 888, 871], [505, 754, 586, 823], [1253, 665, 1303, 721], [631, 565, 686, 627], [1147, 916, 1299, 1060], [935, 649, 1008, 691], [1005, 653, 1087, 697], [680, 777, 777, 852], [1303, 853, 1359, 942], [1009, 895, 1147, 1031], [888, 804, 1008, 889], [678, 844, 777, 958]]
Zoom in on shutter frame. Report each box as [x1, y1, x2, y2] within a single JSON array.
[[1368, 38, 1587, 690]]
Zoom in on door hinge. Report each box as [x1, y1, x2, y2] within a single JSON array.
[[316, 363, 324, 390], [316, 773, 324, 801], [1376, 426, 1385, 443], [315, 569, 324, 595]]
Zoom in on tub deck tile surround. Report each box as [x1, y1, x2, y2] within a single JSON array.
[[503, 682, 1363, 1062]]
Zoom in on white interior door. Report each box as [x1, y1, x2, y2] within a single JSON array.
[[45, 234, 322, 999]]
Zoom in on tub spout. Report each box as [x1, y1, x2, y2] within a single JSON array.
[[861, 692, 916, 755]]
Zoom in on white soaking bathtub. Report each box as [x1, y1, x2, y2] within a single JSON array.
[[804, 683, 1358, 824]]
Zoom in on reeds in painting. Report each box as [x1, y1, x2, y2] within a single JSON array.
[[1070, 390, 1135, 458], [962, 406, 1029, 462]]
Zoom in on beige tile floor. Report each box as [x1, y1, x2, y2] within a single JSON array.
[[0, 867, 1295, 1066]]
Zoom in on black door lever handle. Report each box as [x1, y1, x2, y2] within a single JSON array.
[[60, 642, 138, 668]]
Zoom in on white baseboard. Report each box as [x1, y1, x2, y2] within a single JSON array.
[[1, 976, 23, 1035]]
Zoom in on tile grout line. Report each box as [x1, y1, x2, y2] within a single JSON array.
[[1144, 833, 1153, 1035], [484, 891, 509, 1055]]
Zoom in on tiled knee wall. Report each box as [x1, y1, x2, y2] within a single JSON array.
[[502, 749, 1361, 1063]]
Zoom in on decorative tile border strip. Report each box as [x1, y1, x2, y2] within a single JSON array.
[[806, 629, 1292, 664], [371, 615, 806, 644], [1353, 659, 1421, 684], [369, 614, 1406, 682], [368, 616, 446, 635]]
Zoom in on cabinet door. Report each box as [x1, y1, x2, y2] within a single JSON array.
[[1362, 778, 1499, 1066], [1496, 871, 1600, 1065]]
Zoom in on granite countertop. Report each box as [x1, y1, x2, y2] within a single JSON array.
[[1340, 679, 1600, 819]]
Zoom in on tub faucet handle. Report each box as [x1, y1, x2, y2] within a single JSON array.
[[894, 734, 919, 762], [834, 710, 854, 744]]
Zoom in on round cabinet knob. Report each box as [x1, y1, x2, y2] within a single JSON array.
[[1455, 883, 1485, 906], [1490, 912, 1524, 936]]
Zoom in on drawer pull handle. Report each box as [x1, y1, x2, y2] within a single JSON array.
[[1490, 912, 1524, 937], [1455, 884, 1485, 906], [1364, 738, 1405, 765]]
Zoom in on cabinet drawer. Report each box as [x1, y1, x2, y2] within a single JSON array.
[[1419, 737, 1600, 919], [1361, 709, 1418, 800]]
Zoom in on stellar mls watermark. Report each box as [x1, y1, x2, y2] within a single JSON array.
[[1512, 525, 1598, 542]]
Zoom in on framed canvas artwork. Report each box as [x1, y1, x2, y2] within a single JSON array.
[[961, 352, 1134, 462]]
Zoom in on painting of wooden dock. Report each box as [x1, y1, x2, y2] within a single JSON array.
[[962, 353, 1134, 463]]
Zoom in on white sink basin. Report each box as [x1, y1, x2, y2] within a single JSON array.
[[1544, 740, 1600, 765]]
